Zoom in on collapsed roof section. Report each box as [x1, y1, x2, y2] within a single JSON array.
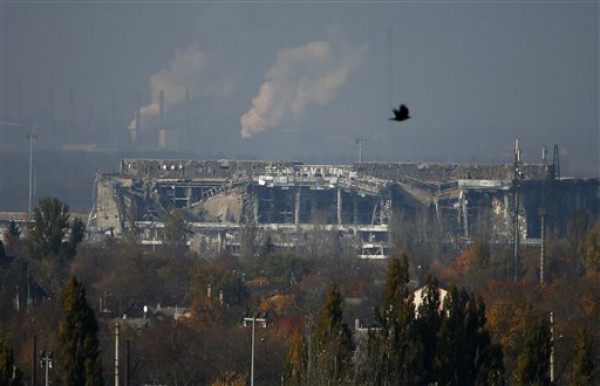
[[88, 159, 597, 258]]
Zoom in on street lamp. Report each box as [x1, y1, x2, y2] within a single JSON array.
[[243, 313, 267, 386], [39, 350, 53, 386]]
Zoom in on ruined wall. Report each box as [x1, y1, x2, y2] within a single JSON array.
[[90, 159, 598, 247], [120, 159, 552, 182], [120, 159, 298, 180], [355, 163, 553, 182]]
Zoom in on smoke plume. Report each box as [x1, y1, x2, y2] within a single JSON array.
[[240, 40, 366, 138], [129, 44, 205, 129]]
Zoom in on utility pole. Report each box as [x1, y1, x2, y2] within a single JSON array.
[[32, 335, 37, 386], [550, 311, 555, 383], [243, 314, 267, 386], [355, 139, 367, 164], [539, 147, 547, 285], [115, 322, 120, 386], [27, 132, 37, 218], [39, 351, 54, 386]]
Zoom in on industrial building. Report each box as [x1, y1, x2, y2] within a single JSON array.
[[87, 148, 599, 259]]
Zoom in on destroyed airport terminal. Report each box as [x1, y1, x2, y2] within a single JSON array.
[[87, 155, 599, 259]]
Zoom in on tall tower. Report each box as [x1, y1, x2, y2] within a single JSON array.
[[552, 144, 560, 180]]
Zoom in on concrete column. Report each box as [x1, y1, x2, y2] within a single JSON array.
[[185, 186, 192, 208], [337, 188, 342, 225], [294, 188, 301, 225], [253, 195, 259, 222]]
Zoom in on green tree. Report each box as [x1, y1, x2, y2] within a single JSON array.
[[312, 282, 353, 385], [162, 210, 187, 253], [436, 286, 504, 386], [567, 210, 590, 261], [284, 283, 353, 386], [513, 316, 551, 386], [414, 275, 443, 386], [24, 197, 84, 259], [582, 222, 600, 274], [3, 220, 22, 255], [569, 328, 594, 386], [240, 218, 258, 261], [58, 276, 102, 386], [373, 254, 418, 385], [0, 332, 23, 385]]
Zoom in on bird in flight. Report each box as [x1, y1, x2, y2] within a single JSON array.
[[390, 104, 410, 122]]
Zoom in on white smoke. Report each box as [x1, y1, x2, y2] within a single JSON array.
[[240, 40, 366, 138], [129, 44, 205, 129]]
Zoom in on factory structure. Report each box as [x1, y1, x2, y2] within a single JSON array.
[[87, 142, 599, 259]]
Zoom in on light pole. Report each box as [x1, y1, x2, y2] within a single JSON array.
[[40, 350, 53, 386], [243, 313, 267, 386], [550, 311, 555, 383]]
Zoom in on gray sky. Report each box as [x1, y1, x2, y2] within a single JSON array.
[[1, 1, 598, 176]]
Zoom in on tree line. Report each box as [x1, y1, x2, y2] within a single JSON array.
[[0, 196, 598, 385]]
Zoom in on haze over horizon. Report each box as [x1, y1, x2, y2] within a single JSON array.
[[1, 2, 598, 177]]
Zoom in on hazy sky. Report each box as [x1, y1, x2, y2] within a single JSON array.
[[1, 1, 598, 176]]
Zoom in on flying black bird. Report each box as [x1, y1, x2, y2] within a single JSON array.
[[390, 104, 410, 122]]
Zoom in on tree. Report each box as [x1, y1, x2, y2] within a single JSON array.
[[284, 283, 353, 386], [513, 316, 551, 386], [582, 222, 600, 274], [58, 276, 102, 386], [567, 210, 590, 260], [435, 286, 504, 386], [285, 329, 307, 386], [209, 370, 246, 386], [312, 282, 353, 385], [24, 197, 84, 260], [0, 332, 23, 385], [413, 275, 443, 386], [240, 218, 258, 261], [3, 220, 22, 255], [373, 254, 418, 385], [569, 328, 594, 386], [162, 210, 187, 253]]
